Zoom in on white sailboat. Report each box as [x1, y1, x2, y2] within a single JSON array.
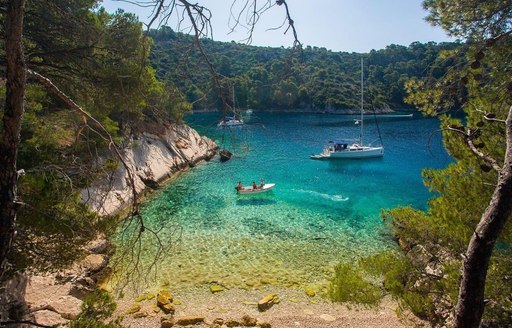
[[218, 84, 244, 127], [311, 58, 384, 159]]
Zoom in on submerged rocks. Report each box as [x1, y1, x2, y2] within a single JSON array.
[[161, 317, 175, 328], [257, 293, 280, 312], [160, 303, 176, 315], [155, 290, 175, 314], [157, 290, 174, 306], [304, 287, 316, 297], [209, 284, 225, 294], [241, 314, 258, 326], [219, 149, 233, 162], [319, 313, 336, 322], [225, 318, 241, 327], [133, 311, 149, 318], [126, 304, 141, 314], [135, 292, 155, 302]]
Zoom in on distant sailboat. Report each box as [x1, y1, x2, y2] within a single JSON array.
[[218, 84, 244, 127], [311, 58, 384, 159]]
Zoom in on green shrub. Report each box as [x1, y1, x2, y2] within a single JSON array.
[[70, 290, 124, 328], [331, 251, 444, 322], [328, 263, 383, 307]]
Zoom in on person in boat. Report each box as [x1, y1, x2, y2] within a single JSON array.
[[259, 178, 265, 188], [252, 181, 258, 190], [237, 181, 243, 191]]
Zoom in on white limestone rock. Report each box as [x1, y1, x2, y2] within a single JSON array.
[[33, 310, 68, 327], [81, 123, 217, 216]]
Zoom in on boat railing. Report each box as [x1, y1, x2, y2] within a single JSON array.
[[366, 138, 382, 146]]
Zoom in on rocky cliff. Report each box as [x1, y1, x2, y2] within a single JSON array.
[[81, 123, 217, 216]]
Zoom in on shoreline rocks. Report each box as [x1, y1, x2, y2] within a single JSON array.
[[0, 234, 112, 327], [258, 294, 280, 312], [81, 123, 217, 217]]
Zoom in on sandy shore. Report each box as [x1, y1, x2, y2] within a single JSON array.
[[115, 286, 409, 328]]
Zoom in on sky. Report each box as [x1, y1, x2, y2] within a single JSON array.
[[101, 0, 455, 53]]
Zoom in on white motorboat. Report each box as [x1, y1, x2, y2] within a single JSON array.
[[237, 183, 275, 194]]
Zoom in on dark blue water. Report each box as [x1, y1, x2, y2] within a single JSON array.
[[128, 112, 450, 290]]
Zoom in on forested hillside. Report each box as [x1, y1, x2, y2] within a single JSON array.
[[149, 27, 461, 112]]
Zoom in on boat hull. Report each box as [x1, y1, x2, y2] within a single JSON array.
[[311, 147, 384, 159], [237, 183, 275, 194], [218, 118, 244, 127]]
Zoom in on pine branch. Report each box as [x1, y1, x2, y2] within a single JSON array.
[[26, 69, 141, 218]]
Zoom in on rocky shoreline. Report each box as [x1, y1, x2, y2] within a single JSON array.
[[114, 286, 407, 328], [0, 235, 112, 327], [81, 123, 218, 217], [0, 122, 218, 327]]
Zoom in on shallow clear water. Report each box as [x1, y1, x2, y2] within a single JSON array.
[[116, 112, 451, 290]]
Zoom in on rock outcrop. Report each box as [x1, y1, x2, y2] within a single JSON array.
[[0, 234, 113, 327], [81, 123, 217, 216]]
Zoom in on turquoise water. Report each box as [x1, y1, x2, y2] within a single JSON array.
[[119, 112, 451, 291]]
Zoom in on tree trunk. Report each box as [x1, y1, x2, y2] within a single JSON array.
[[454, 106, 512, 328], [0, 0, 26, 278]]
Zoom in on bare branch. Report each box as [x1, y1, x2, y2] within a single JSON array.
[[146, 0, 167, 29], [275, 0, 301, 49], [178, 0, 229, 116]]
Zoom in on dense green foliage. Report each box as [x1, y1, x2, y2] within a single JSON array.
[[0, 0, 190, 273], [381, 0, 512, 326], [328, 262, 383, 307], [149, 27, 460, 112], [329, 251, 459, 323]]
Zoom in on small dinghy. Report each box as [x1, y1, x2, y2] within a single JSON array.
[[236, 183, 275, 194], [219, 149, 233, 162]]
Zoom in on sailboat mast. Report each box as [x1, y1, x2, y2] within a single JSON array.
[[232, 84, 236, 117], [360, 57, 364, 146]]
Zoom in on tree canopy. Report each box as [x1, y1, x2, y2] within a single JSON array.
[[385, 0, 512, 327]]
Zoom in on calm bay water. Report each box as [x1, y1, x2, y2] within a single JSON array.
[[119, 112, 451, 291]]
